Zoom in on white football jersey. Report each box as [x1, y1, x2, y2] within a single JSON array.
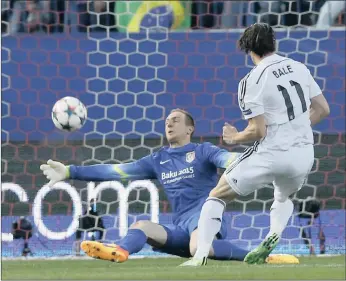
[[238, 54, 322, 150]]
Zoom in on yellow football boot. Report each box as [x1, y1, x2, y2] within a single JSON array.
[[266, 254, 300, 264]]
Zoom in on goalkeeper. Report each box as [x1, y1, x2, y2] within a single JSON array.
[[41, 109, 260, 263]]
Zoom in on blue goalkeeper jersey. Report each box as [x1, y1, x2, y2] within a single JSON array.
[[69, 142, 238, 224]]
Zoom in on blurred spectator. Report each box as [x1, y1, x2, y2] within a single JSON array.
[[2, 0, 42, 34], [76, 0, 117, 32], [74, 199, 105, 255], [44, 0, 66, 33], [1, 0, 66, 34], [191, 0, 223, 29], [1, 0, 346, 34], [285, 0, 318, 27], [297, 197, 325, 255], [254, 0, 316, 27], [220, 0, 342, 28], [254, 1, 284, 26], [220, 1, 321, 29], [316, 1, 346, 28], [220, 2, 258, 29], [12, 216, 33, 257]]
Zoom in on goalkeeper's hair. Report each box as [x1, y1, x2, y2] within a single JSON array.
[[170, 108, 195, 136], [238, 23, 276, 57]]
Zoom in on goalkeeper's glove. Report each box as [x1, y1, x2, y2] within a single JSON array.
[[40, 159, 69, 187]]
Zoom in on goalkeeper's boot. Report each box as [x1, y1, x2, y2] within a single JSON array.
[[244, 233, 280, 265], [179, 257, 208, 267], [81, 241, 129, 263]]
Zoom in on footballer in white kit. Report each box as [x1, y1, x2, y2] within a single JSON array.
[[181, 23, 330, 267]]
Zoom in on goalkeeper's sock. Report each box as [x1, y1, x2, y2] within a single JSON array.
[[194, 197, 226, 260], [117, 229, 147, 255], [212, 240, 249, 261], [266, 199, 294, 239]]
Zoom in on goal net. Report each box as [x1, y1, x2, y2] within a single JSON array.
[[1, 1, 345, 258]]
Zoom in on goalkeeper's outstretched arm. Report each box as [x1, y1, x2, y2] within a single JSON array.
[[40, 155, 155, 186], [68, 161, 155, 181]]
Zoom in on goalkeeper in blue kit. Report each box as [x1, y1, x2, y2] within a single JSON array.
[[41, 108, 282, 264]]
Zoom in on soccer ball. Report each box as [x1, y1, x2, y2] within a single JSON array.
[[52, 97, 87, 132]]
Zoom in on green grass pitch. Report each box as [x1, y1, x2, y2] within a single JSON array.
[[2, 256, 345, 280]]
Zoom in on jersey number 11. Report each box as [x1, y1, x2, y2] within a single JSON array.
[[277, 80, 307, 121]]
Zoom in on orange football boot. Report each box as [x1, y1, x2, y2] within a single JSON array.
[[81, 241, 129, 263]]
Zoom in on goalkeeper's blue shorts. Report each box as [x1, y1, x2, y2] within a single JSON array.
[[152, 211, 228, 258]]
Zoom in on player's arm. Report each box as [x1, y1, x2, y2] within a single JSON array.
[[40, 156, 156, 186], [68, 158, 155, 181], [224, 116, 266, 144], [307, 70, 330, 126], [203, 143, 240, 169], [223, 78, 266, 144], [310, 95, 330, 126]]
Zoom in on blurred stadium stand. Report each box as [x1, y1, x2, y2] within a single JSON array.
[[1, 0, 345, 258], [1, 0, 345, 34]]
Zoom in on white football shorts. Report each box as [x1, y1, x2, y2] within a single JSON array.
[[224, 142, 314, 202]]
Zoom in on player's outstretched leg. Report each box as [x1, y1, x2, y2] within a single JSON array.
[[244, 199, 294, 264], [179, 198, 225, 267], [81, 241, 130, 263], [81, 228, 147, 263], [211, 240, 249, 261], [180, 240, 249, 266], [244, 233, 280, 264], [212, 239, 299, 264], [180, 176, 234, 267], [81, 221, 169, 263]]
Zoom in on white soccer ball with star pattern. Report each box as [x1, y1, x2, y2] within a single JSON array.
[[52, 97, 87, 132]]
